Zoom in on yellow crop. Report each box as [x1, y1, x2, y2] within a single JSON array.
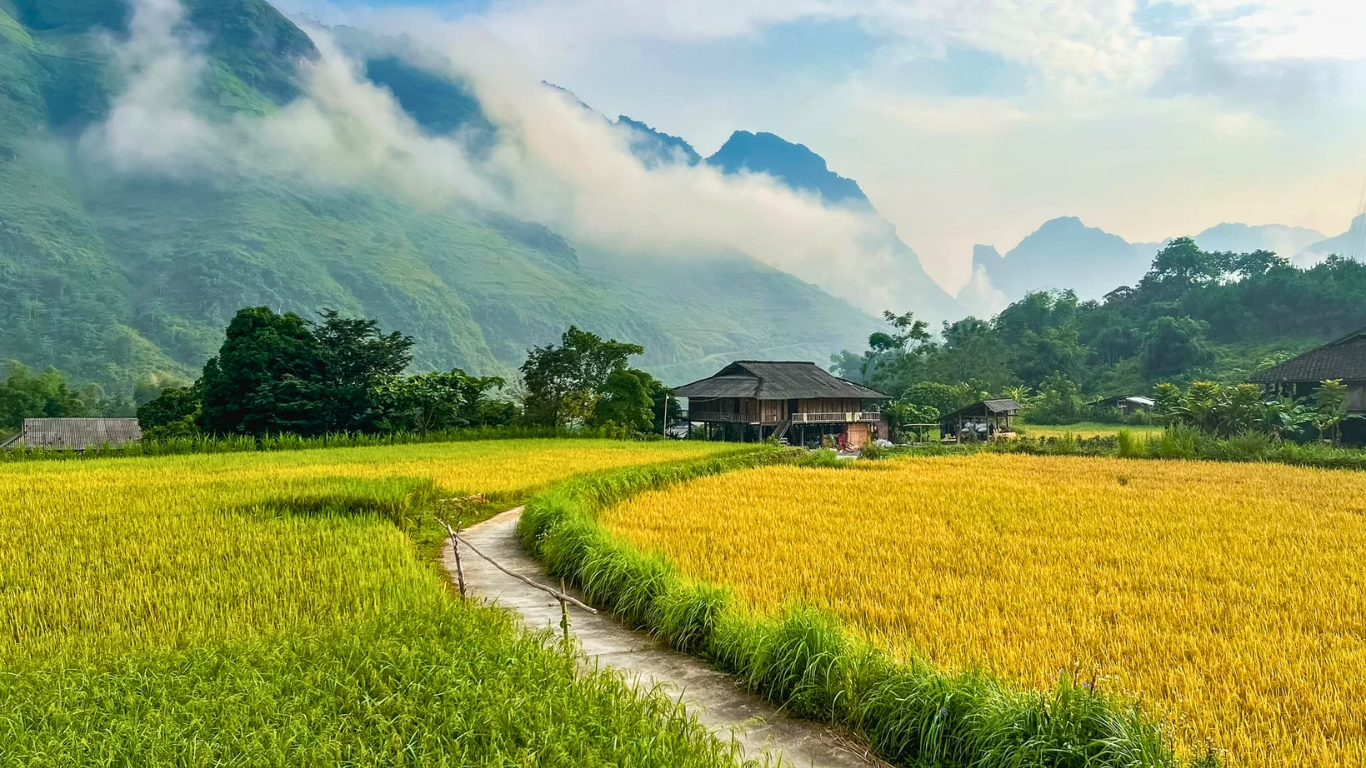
[[602, 453, 1366, 768], [0, 439, 731, 661]]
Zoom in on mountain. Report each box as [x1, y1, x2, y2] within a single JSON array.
[[961, 217, 1151, 308], [694, 130, 963, 321], [616, 116, 700, 168], [705, 131, 868, 207], [0, 0, 877, 392], [1296, 215, 1366, 266], [1193, 223, 1325, 262]]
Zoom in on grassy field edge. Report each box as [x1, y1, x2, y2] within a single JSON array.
[[516, 452, 1224, 768]]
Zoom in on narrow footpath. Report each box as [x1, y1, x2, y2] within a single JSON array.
[[445, 508, 882, 768]]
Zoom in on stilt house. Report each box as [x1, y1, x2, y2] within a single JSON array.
[[673, 361, 889, 448]]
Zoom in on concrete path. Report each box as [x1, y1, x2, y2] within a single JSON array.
[[445, 508, 883, 768]]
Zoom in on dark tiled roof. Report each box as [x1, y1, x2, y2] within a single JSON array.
[[941, 399, 1022, 422], [1249, 331, 1366, 384], [19, 419, 143, 450], [673, 361, 889, 400]]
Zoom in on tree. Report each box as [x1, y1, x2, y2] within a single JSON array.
[[312, 309, 414, 433], [199, 307, 326, 436], [1314, 379, 1349, 444], [900, 382, 963, 417], [520, 327, 644, 427], [1140, 316, 1214, 379], [594, 368, 657, 432], [137, 386, 200, 431], [0, 362, 89, 431]]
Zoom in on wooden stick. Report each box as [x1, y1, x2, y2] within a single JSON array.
[[450, 518, 467, 598], [436, 517, 598, 614]]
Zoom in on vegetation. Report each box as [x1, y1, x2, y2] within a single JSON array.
[[519, 325, 675, 433], [597, 453, 1366, 767], [0, 0, 872, 395], [0, 439, 752, 764], [518, 454, 1217, 768], [834, 238, 1364, 422]]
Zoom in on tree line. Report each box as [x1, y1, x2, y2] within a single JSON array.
[[132, 307, 672, 440], [835, 238, 1366, 437]]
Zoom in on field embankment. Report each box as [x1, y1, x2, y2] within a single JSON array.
[[596, 453, 1366, 768], [0, 439, 753, 765]]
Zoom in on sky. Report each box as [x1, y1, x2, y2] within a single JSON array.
[[270, 1, 1366, 291]]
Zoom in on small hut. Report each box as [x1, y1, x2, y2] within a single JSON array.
[[940, 399, 1021, 442], [5, 418, 143, 451], [1090, 395, 1155, 417]]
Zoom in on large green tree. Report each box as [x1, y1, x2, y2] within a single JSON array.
[[519, 327, 645, 427], [199, 308, 327, 436]]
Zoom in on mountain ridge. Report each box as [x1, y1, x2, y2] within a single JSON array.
[[0, 0, 880, 392]]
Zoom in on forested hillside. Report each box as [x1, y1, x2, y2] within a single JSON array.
[[837, 238, 1366, 416], [0, 0, 877, 396]]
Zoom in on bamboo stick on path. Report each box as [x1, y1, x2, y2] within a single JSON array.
[[436, 516, 598, 615]]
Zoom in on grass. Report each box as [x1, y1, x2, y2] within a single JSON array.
[[0, 438, 757, 765], [1016, 421, 1163, 439], [518, 452, 1216, 768], [599, 453, 1366, 768]]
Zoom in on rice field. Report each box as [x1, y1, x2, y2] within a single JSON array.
[[0, 439, 748, 765], [601, 453, 1366, 768]]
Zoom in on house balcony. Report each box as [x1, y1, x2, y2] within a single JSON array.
[[790, 412, 881, 425]]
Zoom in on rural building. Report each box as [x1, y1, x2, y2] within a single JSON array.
[[673, 361, 889, 449], [1090, 395, 1155, 417], [1250, 329, 1366, 443], [940, 399, 1021, 442], [1, 419, 143, 451]]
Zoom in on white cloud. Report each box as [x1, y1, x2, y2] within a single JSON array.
[[84, 0, 942, 317]]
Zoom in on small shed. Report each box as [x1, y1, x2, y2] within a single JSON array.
[[940, 399, 1021, 441], [1090, 395, 1155, 416], [8, 419, 143, 451]]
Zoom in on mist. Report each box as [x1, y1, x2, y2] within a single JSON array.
[[82, 0, 924, 316]]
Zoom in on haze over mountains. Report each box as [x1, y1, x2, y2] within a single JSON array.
[[3, 0, 952, 392], [959, 215, 1359, 316]]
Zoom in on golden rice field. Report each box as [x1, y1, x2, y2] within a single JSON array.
[[0, 439, 733, 661], [602, 453, 1366, 768], [0, 439, 751, 765]]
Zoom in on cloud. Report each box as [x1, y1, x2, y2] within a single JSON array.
[[83, 0, 931, 316]]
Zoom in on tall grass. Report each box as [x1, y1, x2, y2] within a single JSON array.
[[0, 424, 625, 463], [987, 426, 1366, 470], [518, 454, 1219, 768]]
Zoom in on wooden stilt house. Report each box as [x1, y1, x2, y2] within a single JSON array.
[[673, 361, 890, 448]]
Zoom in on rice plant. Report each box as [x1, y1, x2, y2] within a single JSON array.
[[601, 453, 1366, 767]]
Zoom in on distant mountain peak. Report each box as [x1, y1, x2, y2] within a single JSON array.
[[972, 244, 1003, 270], [705, 130, 868, 207]]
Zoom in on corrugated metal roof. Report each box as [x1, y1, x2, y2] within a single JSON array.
[[18, 419, 143, 451], [1249, 330, 1366, 384], [673, 361, 889, 400], [0, 432, 18, 450], [940, 399, 1022, 421]]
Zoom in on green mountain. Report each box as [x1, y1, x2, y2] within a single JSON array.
[[0, 0, 878, 392]]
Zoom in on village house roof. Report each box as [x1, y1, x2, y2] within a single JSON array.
[[673, 361, 890, 401], [940, 399, 1022, 423], [12, 418, 143, 451], [1249, 330, 1366, 384]]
